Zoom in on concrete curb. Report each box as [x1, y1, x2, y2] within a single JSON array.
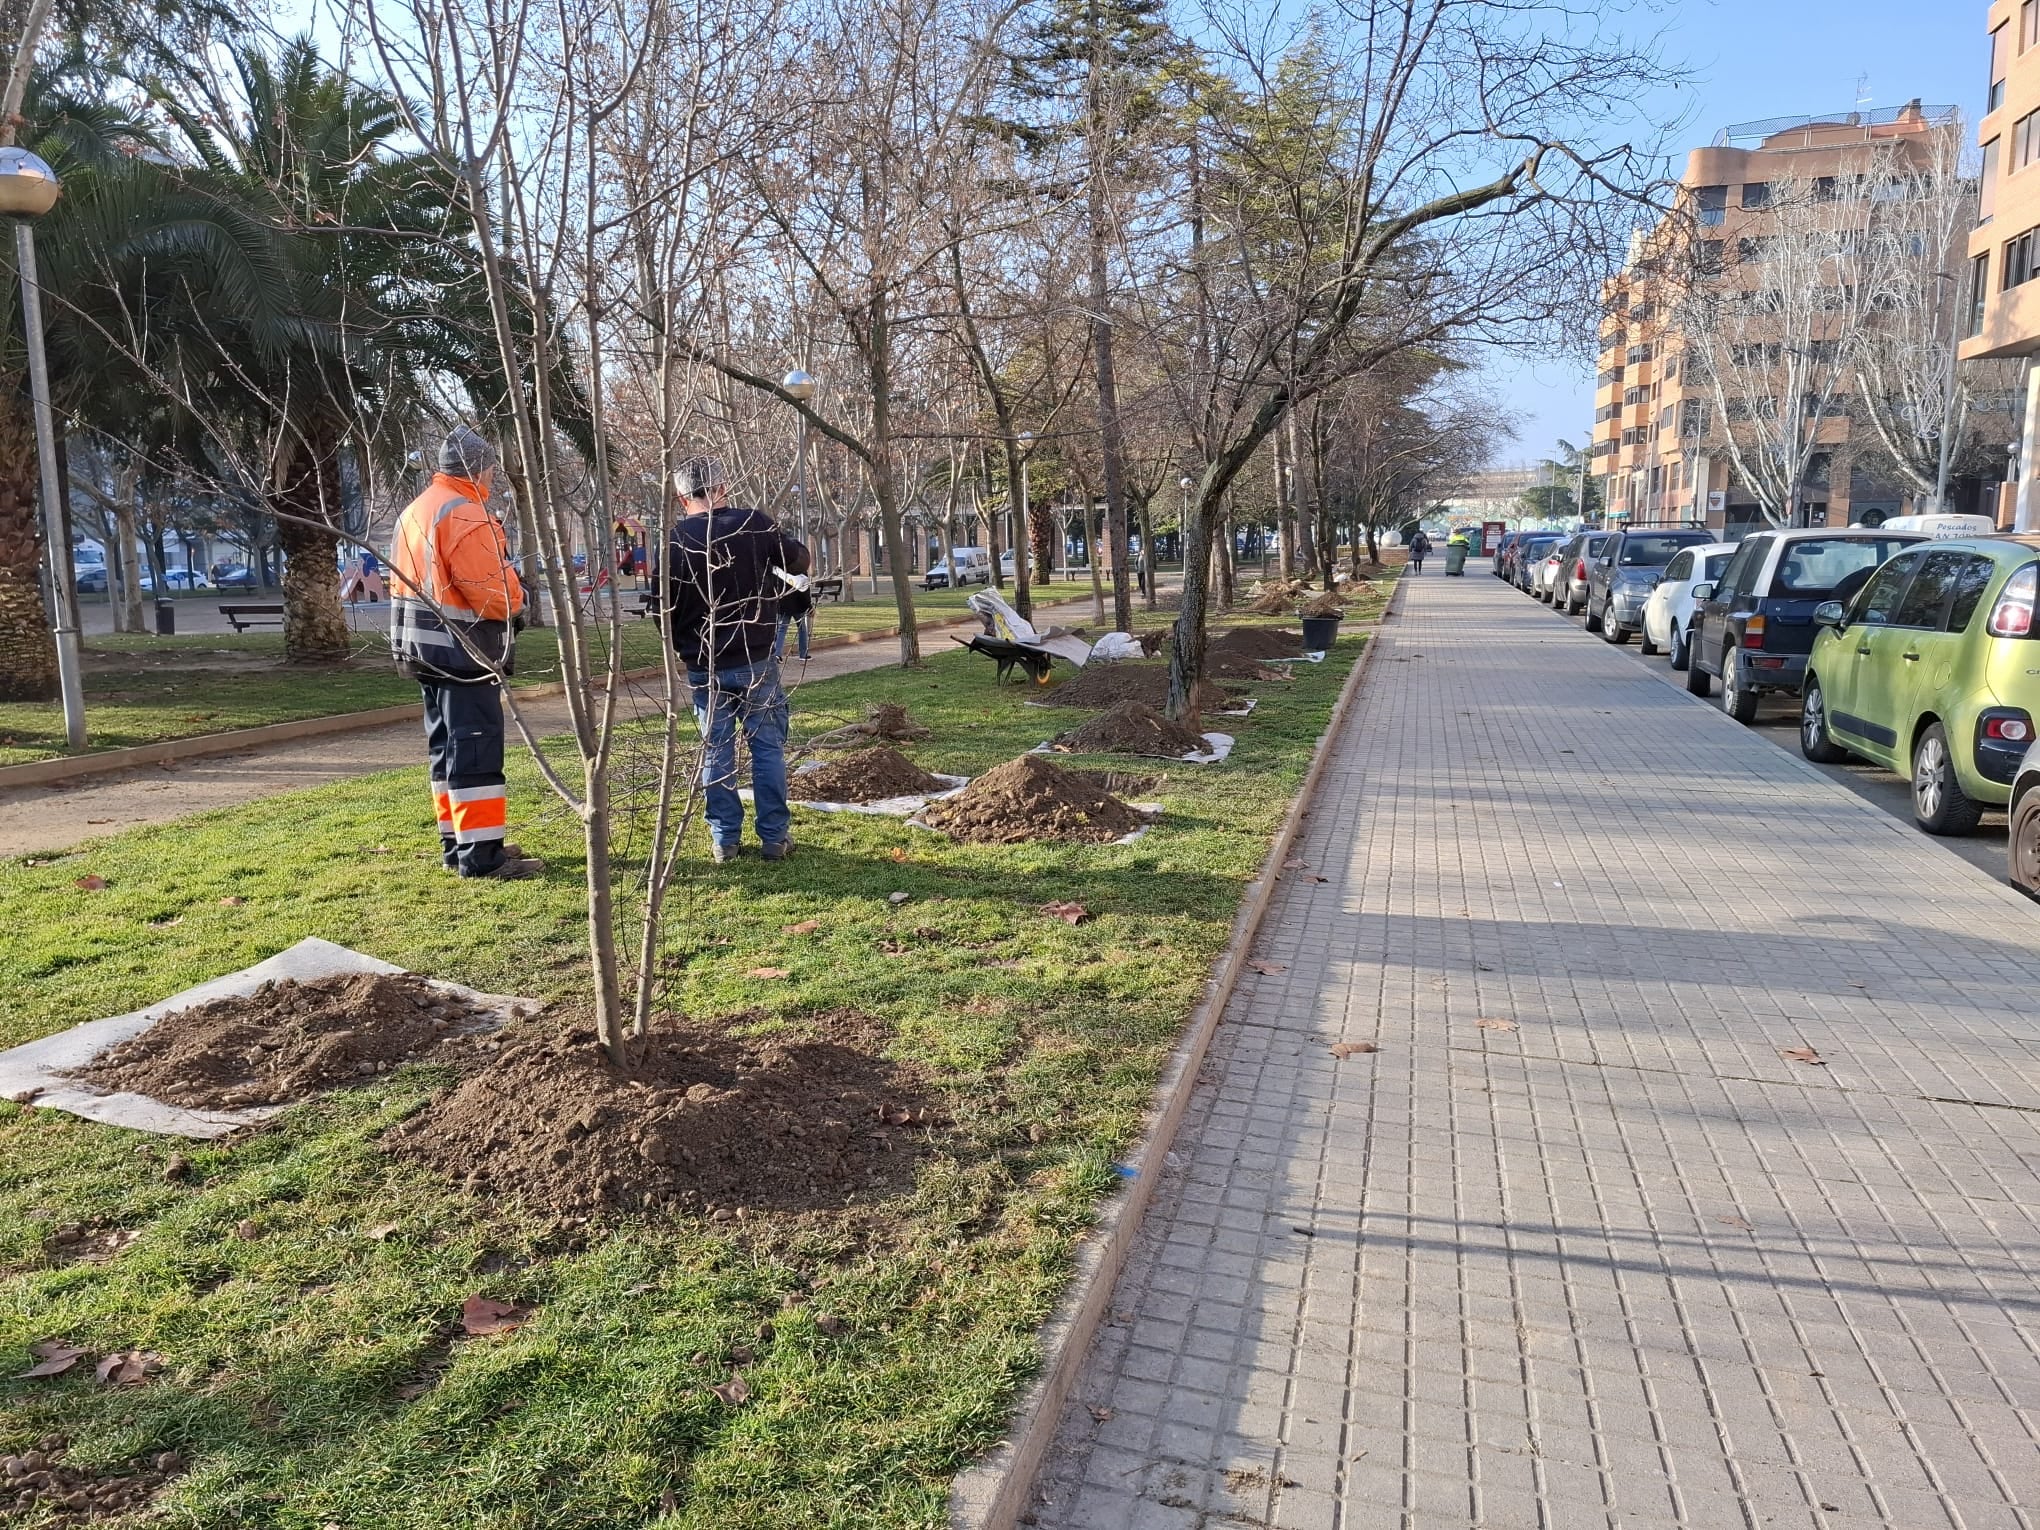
[[945, 581, 1404, 1530], [2, 602, 1098, 791]]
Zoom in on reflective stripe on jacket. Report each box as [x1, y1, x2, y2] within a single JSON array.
[[388, 474, 524, 682]]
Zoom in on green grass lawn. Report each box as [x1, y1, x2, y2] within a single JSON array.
[[0, 610, 1368, 1529], [0, 586, 1118, 767]]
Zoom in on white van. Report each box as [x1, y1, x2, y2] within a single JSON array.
[[924, 547, 991, 588], [1872, 513, 1998, 539]]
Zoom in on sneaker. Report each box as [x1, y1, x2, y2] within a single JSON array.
[[468, 855, 546, 881], [710, 843, 742, 865], [759, 840, 793, 863]]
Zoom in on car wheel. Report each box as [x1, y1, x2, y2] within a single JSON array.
[[1684, 643, 1712, 696], [1799, 677, 1848, 763], [2010, 789, 2040, 898], [1720, 649, 1759, 724], [1911, 723, 1984, 836], [1668, 622, 1690, 671], [1583, 599, 1603, 633], [1637, 622, 1657, 656], [1605, 616, 1630, 644]]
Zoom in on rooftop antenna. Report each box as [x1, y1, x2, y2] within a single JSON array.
[[1855, 73, 1873, 111]]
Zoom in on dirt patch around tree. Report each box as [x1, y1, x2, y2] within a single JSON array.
[[919, 754, 1146, 845], [1209, 627, 1306, 660], [0, 1437, 186, 1525], [1037, 662, 1237, 715], [1205, 651, 1294, 681], [381, 1011, 933, 1218], [71, 973, 496, 1111], [789, 745, 941, 803], [1051, 701, 1210, 758]]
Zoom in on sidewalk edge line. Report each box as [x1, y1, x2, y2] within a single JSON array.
[[945, 576, 1405, 1530], [2, 603, 1094, 790]]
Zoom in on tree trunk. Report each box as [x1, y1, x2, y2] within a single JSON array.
[[1003, 438, 1031, 619], [116, 474, 145, 633], [1167, 483, 1216, 721], [271, 431, 352, 664], [1138, 493, 1157, 609], [1087, 502, 1105, 622], [1217, 501, 1236, 608], [1084, 0, 1133, 633], [0, 385, 58, 701]]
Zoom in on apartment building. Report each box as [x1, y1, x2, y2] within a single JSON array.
[[1592, 104, 1958, 535], [1964, 0, 2040, 527]]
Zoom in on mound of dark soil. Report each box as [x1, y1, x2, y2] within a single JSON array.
[[382, 1013, 931, 1216], [0, 1438, 185, 1525], [920, 754, 1145, 845], [73, 974, 492, 1110], [1038, 662, 1236, 715], [1205, 651, 1293, 681], [790, 745, 941, 802], [1209, 627, 1305, 659], [1052, 701, 1209, 758]]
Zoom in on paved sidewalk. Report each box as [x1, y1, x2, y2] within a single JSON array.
[[1032, 567, 2040, 1529]]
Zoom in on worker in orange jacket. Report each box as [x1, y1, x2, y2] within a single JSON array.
[[388, 426, 543, 880]]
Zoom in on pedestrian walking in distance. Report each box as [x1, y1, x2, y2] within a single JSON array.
[[1408, 528, 1431, 573], [388, 426, 544, 880], [664, 454, 812, 864]]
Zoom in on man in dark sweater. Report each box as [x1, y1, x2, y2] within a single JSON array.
[[664, 455, 812, 862]]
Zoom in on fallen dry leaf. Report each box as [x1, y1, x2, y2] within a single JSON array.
[[1040, 900, 1089, 925], [231, 1219, 261, 1241], [367, 1223, 401, 1242], [1780, 1046, 1826, 1066], [217, 896, 246, 907], [1089, 1405, 1115, 1422], [1476, 1018, 1518, 1033], [745, 967, 790, 980], [781, 919, 821, 935], [814, 1313, 846, 1337], [1716, 1215, 1753, 1231], [460, 1295, 530, 1336], [1281, 857, 1310, 870], [16, 1340, 87, 1379], [94, 1351, 164, 1386], [1329, 1042, 1378, 1059], [888, 847, 908, 863], [710, 1373, 751, 1406], [1247, 960, 1287, 976], [7, 1086, 43, 1105], [75, 875, 106, 891]]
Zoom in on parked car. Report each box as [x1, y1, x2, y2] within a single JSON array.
[[1510, 534, 1563, 591], [1801, 536, 2040, 835], [139, 567, 206, 592], [1534, 542, 1569, 602], [1490, 531, 1528, 579], [1687, 528, 1925, 723], [211, 564, 260, 590], [73, 564, 109, 593], [1584, 528, 1716, 642], [1640, 543, 1735, 667], [1550, 531, 1614, 616], [2010, 744, 2040, 896], [923, 547, 992, 588]]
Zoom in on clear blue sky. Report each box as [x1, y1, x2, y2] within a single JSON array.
[[1484, 0, 1985, 470]]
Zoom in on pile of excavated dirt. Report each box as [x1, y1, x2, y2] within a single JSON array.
[[382, 1012, 931, 1217], [790, 745, 942, 803], [0, 1438, 185, 1525], [1052, 701, 1210, 759], [1240, 578, 1312, 614], [1298, 591, 1346, 619], [73, 974, 491, 1110], [1038, 662, 1236, 715], [1206, 651, 1293, 681], [919, 754, 1145, 845], [1210, 627, 1306, 660]]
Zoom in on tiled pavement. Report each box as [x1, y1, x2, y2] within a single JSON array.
[[1028, 568, 2040, 1529]]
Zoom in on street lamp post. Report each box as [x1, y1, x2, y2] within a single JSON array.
[[1, 145, 82, 748], [782, 369, 817, 548]]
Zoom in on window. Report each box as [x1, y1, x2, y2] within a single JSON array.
[[1948, 555, 2000, 632], [1664, 551, 1693, 581], [1713, 538, 1768, 601], [1814, 175, 1840, 203], [1696, 184, 1727, 227], [2017, 110, 2040, 171], [2006, 224, 2040, 290], [1597, 365, 1624, 387], [1983, 139, 2001, 222], [1694, 239, 1725, 276], [1855, 552, 1922, 625], [1770, 538, 1921, 598], [1893, 549, 1970, 627], [1626, 343, 1653, 365], [1679, 400, 1708, 437], [1737, 235, 1772, 264], [1741, 182, 1770, 210], [1969, 252, 1991, 336], [1992, 22, 2010, 113], [1620, 534, 1704, 567], [1624, 385, 1646, 406], [2025, 0, 2038, 52]]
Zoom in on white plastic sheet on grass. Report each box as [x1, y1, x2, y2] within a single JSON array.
[[0, 937, 530, 1140], [745, 770, 969, 817], [1030, 732, 1235, 765]]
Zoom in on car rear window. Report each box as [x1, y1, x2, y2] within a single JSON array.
[[1619, 534, 1705, 566], [1585, 535, 1612, 556], [1767, 538, 1917, 597]]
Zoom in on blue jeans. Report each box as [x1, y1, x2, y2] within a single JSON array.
[[688, 658, 790, 849]]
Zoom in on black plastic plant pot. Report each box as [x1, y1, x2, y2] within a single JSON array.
[[1299, 614, 1340, 651]]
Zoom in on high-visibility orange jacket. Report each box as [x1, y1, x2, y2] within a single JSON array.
[[388, 473, 525, 682]]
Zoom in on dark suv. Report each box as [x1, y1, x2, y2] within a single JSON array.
[[1686, 528, 1925, 723], [1584, 528, 1716, 643]]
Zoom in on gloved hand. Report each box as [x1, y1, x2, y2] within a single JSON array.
[[773, 567, 812, 594]]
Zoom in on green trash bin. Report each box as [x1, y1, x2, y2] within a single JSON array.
[[1444, 542, 1469, 576]]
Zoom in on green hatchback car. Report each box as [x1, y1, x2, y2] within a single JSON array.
[[1799, 536, 2040, 835]]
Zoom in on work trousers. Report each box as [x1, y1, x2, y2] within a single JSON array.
[[688, 657, 790, 851], [421, 681, 510, 877]]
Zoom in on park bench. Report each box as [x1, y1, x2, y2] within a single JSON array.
[[218, 603, 286, 633], [810, 577, 845, 603]]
